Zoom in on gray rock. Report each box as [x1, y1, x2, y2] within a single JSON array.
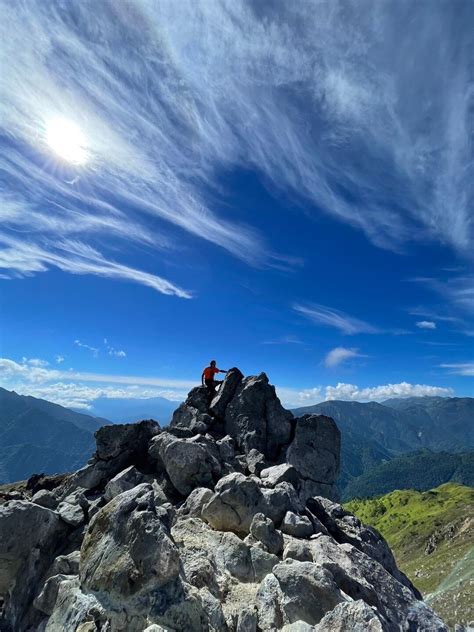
[[250, 546, 280, 581], [57, 500, 84, 527], [51, 550, 80, 576], [104, 465, 144, 501], [210, 367, 244, 418], [260, 464, 299, 488], [160, 435, 221, 496], [224, 373, 293, 460], [169, 403, 213, 438], [250, 513, 283, 555], [246, 449, 267, 475], [281, 512, 314, 538], [31, 489, 59, 509], [202, 472, 265, 534], [34, 573, 72, 615], [257, 560, 347, 629], [215, 532, 253, 581], [307, 496, 418, 594], [236, 607, 258, 632], [309, 536, 445, 630], [283, 538, 313, 562], [95, 419, 161, 463], [177, 487, 214, 518], [41, 576, 105, 632], [314, 600, 384, 631], [80, 484, 180, 608], [286, 415, 340, 500], [0, 500, 68, 629], [262, 482, 304, 526], [282, 623, 316, 632]]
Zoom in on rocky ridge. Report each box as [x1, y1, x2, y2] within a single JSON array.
[[0, 369, 448, 631]]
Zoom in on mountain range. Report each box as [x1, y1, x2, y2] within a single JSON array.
[[292, 396, 474, 495], [0, 388, 106, 484]]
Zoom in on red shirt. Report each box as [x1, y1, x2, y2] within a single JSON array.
[[203, 366, 219, 380]]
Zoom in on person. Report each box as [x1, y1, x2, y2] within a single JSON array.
[[202, 360, 228, 396]]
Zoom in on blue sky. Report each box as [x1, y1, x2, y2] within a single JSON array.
[[0, 0, 473, 410]]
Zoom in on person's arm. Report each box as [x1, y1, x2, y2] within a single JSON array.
[[218, 369, 228, 373], [201, 371, 205, 385]]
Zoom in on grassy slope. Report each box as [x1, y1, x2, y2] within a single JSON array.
[[345, 483, 474, 628]]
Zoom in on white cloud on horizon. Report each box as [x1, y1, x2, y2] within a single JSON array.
[[416, 321, 436, 330], [0, 355, 456, 410], [278, 382, 454, 407], [324, 347, 364, 367], [1, 1, 473, 294]]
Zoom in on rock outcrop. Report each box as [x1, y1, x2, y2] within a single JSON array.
[[0, 369, 447, 631]]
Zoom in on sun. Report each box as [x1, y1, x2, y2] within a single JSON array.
[[45, 117, 89, 165]]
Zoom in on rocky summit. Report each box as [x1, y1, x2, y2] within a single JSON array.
[[0, 369, 448, 631]]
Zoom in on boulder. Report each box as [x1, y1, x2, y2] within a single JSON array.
[[31, 488, 59, 510], [157, 435, 222, 496], [104, 465, 144, 501], [95, 419, 160, 462], [201, 473, 265, 534], [224, 373, 293, 460], [307, 496, 417, 593], [281, 511, 314, 538], [210, 367, 244, 418], [250, 513, 284, 555], [0, 500, 68, 629], [177, 487, 214, 519], [256, 560, 347, 629], [282, 538, 313, 562], [262, 482, 304, 525], [260, 464, 299, 489], [286, 415, 340, 501], [246, 449, 267, 475], [80, 484, 180, 609], [51, 550, 80, 576], [57, 499, 85, 527], [34, 573, 72, 616], [314, 600, 384, 631]]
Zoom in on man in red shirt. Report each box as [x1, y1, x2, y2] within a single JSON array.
[[202, 360, 228, 396]]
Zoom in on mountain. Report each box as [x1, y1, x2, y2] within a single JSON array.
[[343, 449, 474, 501], [345, 483, 474, 629], [0, 369, 447, 631], [292, 397, 474, 496], [83, 395, 176, 424], [0, 388, 108, 484]]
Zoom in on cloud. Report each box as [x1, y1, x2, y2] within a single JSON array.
[[278, 381, 453, 407], [324, 347, 364, 367], [0, 356, 195, 408], [440, 363, 474, 376], [74, 339, 99, 357], [416, 321, 436, 330], [294, 303, 379, 335], [55, 355, 65, 364], [262, 335, 303, 345], [21, 357, 49, 367], [1, 0, 473, 296], [108, 349, 126, 358], [411, 276, 474, 314]]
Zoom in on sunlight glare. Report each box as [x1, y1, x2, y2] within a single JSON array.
[[45, 117, 89, 165]]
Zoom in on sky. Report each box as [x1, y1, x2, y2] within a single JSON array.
[[0, 0, 473, 411]]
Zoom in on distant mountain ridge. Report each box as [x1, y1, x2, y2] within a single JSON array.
[[0, 388, 108, 484], [292, 396, 474, 496]]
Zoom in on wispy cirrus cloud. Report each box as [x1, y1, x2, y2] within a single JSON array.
[[1, 1, 473, 295], [440, 363, 474, 377], [294, 303, 380, 335]]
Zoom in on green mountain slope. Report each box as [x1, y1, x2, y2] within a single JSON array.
[[0, 388, 107, 483], [345, 483, 474, 628], [343, 449, 474, 501]]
